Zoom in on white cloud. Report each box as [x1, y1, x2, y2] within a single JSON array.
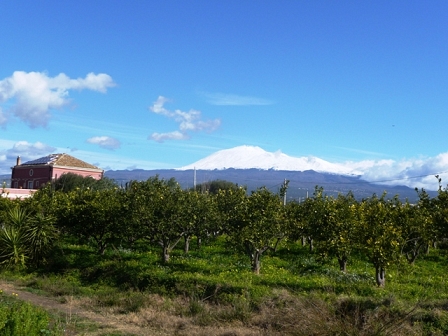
[[87, 136, 121, 150], [201, 92, 273, 106], [0, 71, 115, 128], [335, 146, 387, 157], [0, 108, 7, 126], [5, 141, 56, 162], [148, 96, 221, 142], [343, 154, 448, 190], [149, 130, 189, 142]]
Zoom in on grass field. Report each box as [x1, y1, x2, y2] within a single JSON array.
[[2, 237, 448, 335]]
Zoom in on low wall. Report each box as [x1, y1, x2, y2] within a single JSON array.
[[1, 188, 37, 199]]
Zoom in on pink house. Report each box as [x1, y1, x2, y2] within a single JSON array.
[[11, 153, 104, 189]]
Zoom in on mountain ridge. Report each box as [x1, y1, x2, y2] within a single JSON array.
[[105, 145, 437, 202], [104, 168, 435, 203]]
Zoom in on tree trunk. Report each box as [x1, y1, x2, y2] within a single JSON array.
[[406, 242, 424, 264], [159, 236, 183, 264], [375, 265, 386, 287], [272, 236, 283, 252], [425, 242, 430, 255], [301, 236, 306, 246], [308, 237, 313, 252], [197, 237, 202, 249], [252, 250, 261, 275], [98, 242, 107, 255], [184, 235, 190, 254], [162, 245, 170, 263], [338, 257, 347, 273]]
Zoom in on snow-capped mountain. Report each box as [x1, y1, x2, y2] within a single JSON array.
[[178, 145, 359, 175], [176, 145, 448, 191]]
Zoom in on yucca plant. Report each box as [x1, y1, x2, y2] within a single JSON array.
[[0, 208, 30, 268], [0, 225, 28, 268], [0, 207, 58, 268], [26, 212, 58, 266]]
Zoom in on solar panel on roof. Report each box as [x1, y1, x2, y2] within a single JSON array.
[[22, 155, 59, 165]]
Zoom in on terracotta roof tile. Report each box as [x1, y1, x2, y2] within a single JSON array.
[[22, 154, 101, 170]]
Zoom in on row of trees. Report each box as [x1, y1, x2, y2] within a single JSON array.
[[1, 174, 448, 287]]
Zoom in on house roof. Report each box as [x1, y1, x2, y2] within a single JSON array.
[[20, 154, 101, 170]]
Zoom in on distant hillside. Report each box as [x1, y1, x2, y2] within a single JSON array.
[[0, 175, 11, 187], [105, 168, 436, 203]]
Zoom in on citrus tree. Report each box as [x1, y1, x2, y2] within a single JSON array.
[[215, 186, 248, 235], [432, 176, 448, 245], [312, 191, 359, 272], [128, 177, 186, 263], [284, 200, 305, 244], [396, 191, 434, 264], [181, 190, 219, 252], [298, 186, 328, 252], [358, 194, 403, 287], [56, 187, 125, 255], [227, 187, 285, 274]]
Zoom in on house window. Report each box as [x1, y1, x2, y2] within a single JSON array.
[[13, 182, 18, 188], [29, 169, 34, 176], [36, 181, 40, 187], [28, 181, 33, 189]]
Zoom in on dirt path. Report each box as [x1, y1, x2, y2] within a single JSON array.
[[0, 280, 159, 336], [0, 280, 267, 336]]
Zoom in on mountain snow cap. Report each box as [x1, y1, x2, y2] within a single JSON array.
[[178, 145, 357, 175]]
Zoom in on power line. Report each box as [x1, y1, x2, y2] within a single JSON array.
[[285, 170, 448, 186], [362, 171, 448, 185]]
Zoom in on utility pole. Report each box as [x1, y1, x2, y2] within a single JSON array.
[[193, 167, 196, 190], [280, 178, 289, 206]]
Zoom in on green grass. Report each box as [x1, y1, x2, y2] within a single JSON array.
[[2, 236, 448, 334], [0, 290, 63, 336]]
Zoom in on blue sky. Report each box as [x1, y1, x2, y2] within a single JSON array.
[[1, 1, 448, 190]]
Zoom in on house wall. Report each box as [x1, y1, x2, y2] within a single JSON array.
[[11, 166, 103, 189], [11, 166, 52, 189], [52, 167, 103, 180]]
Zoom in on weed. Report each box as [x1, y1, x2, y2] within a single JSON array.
[[0, 291, 63, 335]]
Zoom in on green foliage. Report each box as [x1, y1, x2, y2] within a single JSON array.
[[284, 200, 305, 241], [226, 187, 285, 274], [26, 213, 59, 266], [56, 187, 125, 254], [0, 197, 14, 224], [195, 179, 240, 195], [397, 195, 433, 264], [215, 186, 248, 235], [3, 179, 448, 333], [0, 207, 58, 269], [3, 235, 448, 334], [432, 176, 448, 242], [0, 291, 61, 335], [303, 190, 359, 272], [50, 173, 116, 193], [0, 224, 28, 268], [127, 176, 186, 262], [180, 190, 219, 251], [358, 194, 403, 287]]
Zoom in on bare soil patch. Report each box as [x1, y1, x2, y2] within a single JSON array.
[[0, 280, 268, 336]]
